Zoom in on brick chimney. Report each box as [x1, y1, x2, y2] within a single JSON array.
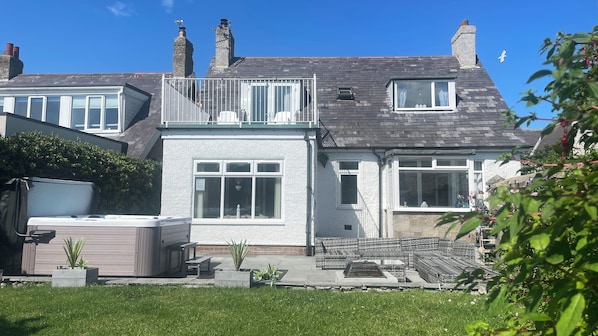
[[0, 43, 24, 80], [451, 20, 477, 68], [173, 24, 194, 78], [215, 18, 234, 68]]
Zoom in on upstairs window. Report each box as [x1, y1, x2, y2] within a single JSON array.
[[71, 95, 119, 131], [1, 93, 123, 132], [12, 96, 61, 123], [14, 97, 28, 117], [390, 80, 455, 111], [241, 80, 300, 123]]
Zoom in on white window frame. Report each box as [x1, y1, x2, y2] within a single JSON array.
[[71, 95, 120, 132], [241, 81, 300, 123], [337, 160, 361, 210], [390, 79, 456, 111], [7, 96, 62, 124], [1, 92, 121, 132], [192, 159, 284, 223], [472, 160, 485, 210], [394, 156, 473, 212]]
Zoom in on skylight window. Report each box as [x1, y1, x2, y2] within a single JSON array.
[[337, 87, 354, 100]]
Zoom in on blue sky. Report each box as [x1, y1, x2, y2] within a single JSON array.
[[2, 0, 597, 129]]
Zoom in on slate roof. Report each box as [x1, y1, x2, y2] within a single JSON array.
[[520, 129, 542, 150], [207, 56, 533, 150], [0, 73, 166, 158]]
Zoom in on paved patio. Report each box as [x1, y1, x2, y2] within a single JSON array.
[[4, 254, 484, 291]]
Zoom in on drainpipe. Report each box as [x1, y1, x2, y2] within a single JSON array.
[[373, 150, 385, 238], [304, 131, 314, 256]]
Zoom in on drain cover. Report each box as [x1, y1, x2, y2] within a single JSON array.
[[343, 261, 385, 278]]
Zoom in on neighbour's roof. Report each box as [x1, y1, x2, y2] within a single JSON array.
[[520, 129, 542, 150], [0, 73, 166, 158], [207, 56, 533, 150], [533, 124, 563, 153]]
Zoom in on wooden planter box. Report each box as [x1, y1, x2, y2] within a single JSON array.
[[52, 267, 99, 287], [214, 269, 253, 288]]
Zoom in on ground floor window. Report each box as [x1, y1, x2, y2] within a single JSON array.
[[193, 160, 282, 220], [338, 161, 359, 206], [395, 157, 478, 209]]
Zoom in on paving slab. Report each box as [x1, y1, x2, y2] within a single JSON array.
[[3, 254, 481, 291]]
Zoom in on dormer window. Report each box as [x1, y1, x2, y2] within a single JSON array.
[[390, 79, 455, 111], [337, 87, 354, 100], [71, 95, 119, 131]]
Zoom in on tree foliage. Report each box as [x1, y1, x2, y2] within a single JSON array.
[[440, 27, 598, 335], [0, 132, 161, 214]]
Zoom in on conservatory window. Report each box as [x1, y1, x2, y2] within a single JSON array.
[[397, 157, 470, 208]]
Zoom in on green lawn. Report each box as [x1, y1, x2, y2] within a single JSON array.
[[0, 284, 499, 335]]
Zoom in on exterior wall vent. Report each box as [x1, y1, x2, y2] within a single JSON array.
[[337, 87, 354, 100]]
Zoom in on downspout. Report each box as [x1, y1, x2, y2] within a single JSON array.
[[373, 150, 385, 238], [304, 131, 314, 256]]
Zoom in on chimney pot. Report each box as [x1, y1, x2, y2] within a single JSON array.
[[12, 46, 19, 59], [460, 19, 469, 26], [5, 43, 13, 56], [220, 18, 228, 28]]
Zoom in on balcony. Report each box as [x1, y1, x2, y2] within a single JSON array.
[[161, 75, 318, 128]]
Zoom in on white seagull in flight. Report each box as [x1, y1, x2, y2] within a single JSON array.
[[498, 49, 507, 63]]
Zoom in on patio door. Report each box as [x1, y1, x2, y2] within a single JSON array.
[[241, 81, 299, 123]]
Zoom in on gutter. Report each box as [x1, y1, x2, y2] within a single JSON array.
[[372, 149, 385, 238], [304, 131, 314, 256], [385, 148, 476, 156]]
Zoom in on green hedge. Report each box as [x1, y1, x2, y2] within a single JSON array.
[[0, 132, 161, 214]]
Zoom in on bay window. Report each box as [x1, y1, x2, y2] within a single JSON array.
[[396, 157, 473, 209], [193, 160, 282, 220]]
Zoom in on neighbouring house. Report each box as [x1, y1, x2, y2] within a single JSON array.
[[530, 123, 598, 157], [0, 42, 164, 159], [159, 19, 534, 255]]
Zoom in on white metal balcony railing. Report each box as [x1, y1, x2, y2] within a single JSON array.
[[161, 75, 317, 127]]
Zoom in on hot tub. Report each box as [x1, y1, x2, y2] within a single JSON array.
[[21, 215, 191, 277]]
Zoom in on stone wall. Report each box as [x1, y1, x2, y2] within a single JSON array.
[[392, 211, 476, 243]]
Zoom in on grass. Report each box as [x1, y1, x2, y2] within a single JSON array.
[[0, 284, 500, 335]]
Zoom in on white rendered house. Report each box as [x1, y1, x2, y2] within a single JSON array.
[[159, 19, 529, 255]]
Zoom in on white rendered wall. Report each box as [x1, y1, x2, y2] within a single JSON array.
[[161, 129, 314, 247], [315, 151, 521, 239], [315, 152, 381, 238], [477, 153, 523, 192]]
